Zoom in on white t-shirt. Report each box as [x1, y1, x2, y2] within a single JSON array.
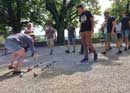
[[115, 23, 121, 33], [102, 21, 107, 34]]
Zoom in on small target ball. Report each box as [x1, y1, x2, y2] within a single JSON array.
[[27, 68, 33, 72], [33, 72, 38, 77], [19, 73, 24, 78]]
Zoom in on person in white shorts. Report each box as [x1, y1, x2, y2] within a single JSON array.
[[45, 23, 56, 55]]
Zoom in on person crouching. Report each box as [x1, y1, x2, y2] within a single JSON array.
[[5, 33, 38, 74]]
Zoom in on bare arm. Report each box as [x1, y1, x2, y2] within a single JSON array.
[[112, 20, 116, 33], [90, 16, 94, 33]]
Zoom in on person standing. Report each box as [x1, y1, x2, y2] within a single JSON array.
[[45, 23, 56, 55], [5, 33, 38, 74], [121, 11, 130, 51], [102, 11, 121, 55], [65, 24, 76, 53], [76, 5, 98, 63]]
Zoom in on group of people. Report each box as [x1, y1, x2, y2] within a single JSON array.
[[4, 4, 130, 74], [101, 11, 130, 55]]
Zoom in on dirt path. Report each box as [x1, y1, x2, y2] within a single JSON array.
[[0, 45, 130, 93]]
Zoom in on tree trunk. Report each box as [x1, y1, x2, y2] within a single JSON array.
[[56, 25, 65, 45], [7, 0, 22, 34]]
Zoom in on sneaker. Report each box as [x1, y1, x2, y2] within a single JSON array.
[[31, 53, 34, 57], [101, 51, 106, 55], [50, 49, 54, 55], [117, 50, 122, 55], [128, 45, 130, 50], [89, 48, 92, 53], [79, 51, 84, 55], [13, 71, 22, 75], [94, 54, 98, 62], [124, 47, 127, 51], [108, 47, 112, 51], [65, 50, 70, 54], [72, 50, 75, 53], [80, 58, 88, 63]]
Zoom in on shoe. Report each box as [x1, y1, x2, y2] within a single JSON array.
[[80, 58, 88, 63], [109, 47, 112, 51], [79, 51, 84, 55], [89, 48, 92, 53], [65, 50, 70, 54], [8, 65, 15, 70], [50, 49, 54, 55], [124, 47, 127, 51], [128, 45, 130, 50], [117, 50, 122, 55], [31, 53, 34, 57], [101, 51, 106, 55], [72, 50, 75, 53], [94, 54, 98, 62], [13, 71, 22, 75]]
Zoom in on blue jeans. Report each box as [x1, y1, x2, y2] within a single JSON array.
[[122, 30, 130, 37]]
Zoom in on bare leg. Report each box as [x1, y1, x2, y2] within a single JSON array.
[[14, 48, 25, 71], [10, 53, 18, 67], [15, 56, 25, 71]]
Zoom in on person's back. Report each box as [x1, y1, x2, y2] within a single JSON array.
[[7, 33, 35, 53], [5, 33, 37, 74]]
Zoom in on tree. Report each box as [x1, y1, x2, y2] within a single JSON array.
[[45, 0, 100, 44], [0, 0, 100, 44], [109, 0, 130, 21], [0, 0, 49, 35]]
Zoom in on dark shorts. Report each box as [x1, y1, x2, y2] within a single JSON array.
[[80, 30, 91, 32], [68, 36, 75, 43], [117, 33, 122, 39], [122, 29, 130, 37]]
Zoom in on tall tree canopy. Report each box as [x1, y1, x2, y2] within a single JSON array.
[[109, 0, 130, 20], [0, 0, 101, 44], [45, 0, 101, 44]]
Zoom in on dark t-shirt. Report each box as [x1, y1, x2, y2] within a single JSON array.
[[67, 26, 75, 38], [121, 17, 130, 30], [107, 16, 115, 33], [79, 11, 93, 32]]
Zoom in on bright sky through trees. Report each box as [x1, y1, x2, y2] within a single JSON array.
[[33, 0, 113, 36]]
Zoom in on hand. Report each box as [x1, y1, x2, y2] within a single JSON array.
[[111, 31, 115, 36], [91, 29, 94, 34]]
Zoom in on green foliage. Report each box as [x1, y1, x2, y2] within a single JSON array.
[[92, 32, 103, 38], [109, 0, 129, 21], [0, 0, 101, 43]]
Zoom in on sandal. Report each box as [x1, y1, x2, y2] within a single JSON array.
[[8, 65, 15, 70], [13, 71, 22, 75]]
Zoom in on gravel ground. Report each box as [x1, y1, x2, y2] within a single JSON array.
[[0, 44, 130, 93]]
